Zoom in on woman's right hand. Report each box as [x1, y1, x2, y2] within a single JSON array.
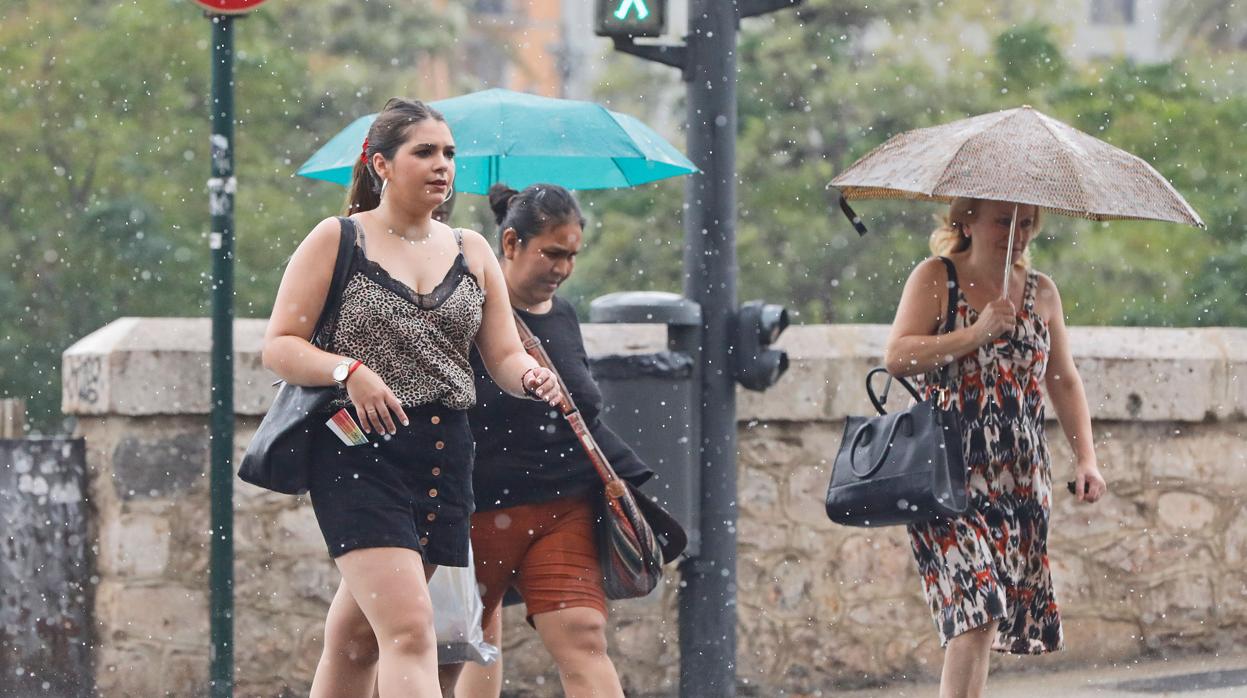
[[973, 298, 1017, 344], [345, 365, 409, 435]]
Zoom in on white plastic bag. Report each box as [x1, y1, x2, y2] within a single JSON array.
[[430, 545, 498, 665]]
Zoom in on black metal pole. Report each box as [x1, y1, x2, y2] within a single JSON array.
[[678, 2, 739, 696], [207, 13, 236, 697]]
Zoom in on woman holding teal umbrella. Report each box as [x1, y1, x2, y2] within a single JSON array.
[[262, 97, 561, 698]]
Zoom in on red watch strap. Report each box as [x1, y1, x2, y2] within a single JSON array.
[[346, 359, 364, 379]]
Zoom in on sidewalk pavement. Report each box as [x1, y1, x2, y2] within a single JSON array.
[[824, 650, 1247, 697]]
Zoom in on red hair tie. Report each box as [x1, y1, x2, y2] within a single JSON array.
[[360, 137, 369, 164]]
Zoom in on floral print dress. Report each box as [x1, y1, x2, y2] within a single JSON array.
[[908, 259, 1062, 654]]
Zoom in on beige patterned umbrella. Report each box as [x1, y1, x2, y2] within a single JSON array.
[[828, 105, 1204, 292]]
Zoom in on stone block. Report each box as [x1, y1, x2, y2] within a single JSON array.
[[235, 555, 337, 613], [1050, 489, 1149, 544], [737, 464, 781, 516], [835, 533, 917, 600], [738, 356, 831, 422], [161, 646, 208, 696], [275, 505, 327, 556], [737, 513, 790, 552], [784, 462, 838, 528], [96, 580, 208, 646], [168, 523, 211, 589], [1212, 573, 1247, 624], [1226, 509, 1247, 566], [94, 643, 163, 697], [63, 317, 272, 416], [1068, 327, 1223, 421], [741, 554, 826, 616], [1157, 492, 1217, 531], [111, 429, 208, 500], [1059, 617, 1144, 665], [1139, 572, 1216, 629], [1214, 328, 1247, 419], [98, 510, 170, 578]]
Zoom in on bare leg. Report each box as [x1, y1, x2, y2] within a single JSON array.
[[533, 607, 623, 698], [310, 578, 380, 698], [314, 561, 444, 698], [940, 622, 996, 698], [438, 663, 465, 698], [454, 604, 503, 698], [329, 548, 440, 697]]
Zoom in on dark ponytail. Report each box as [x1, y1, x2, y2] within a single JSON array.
[[343, 97, 446, 215], [487, 182, 585, 252]]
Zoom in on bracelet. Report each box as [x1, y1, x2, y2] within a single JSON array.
[[521, 367, 541, 399], [346, 359, 364, 380]]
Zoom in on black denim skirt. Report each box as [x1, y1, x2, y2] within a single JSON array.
[[307, 403, 474, 567]]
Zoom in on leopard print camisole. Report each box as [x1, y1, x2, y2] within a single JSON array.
[[324, 219, 485, 410]]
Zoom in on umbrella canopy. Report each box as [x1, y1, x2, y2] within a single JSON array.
[[297, 88, 698, 194], [829, 105, 1204, 228]]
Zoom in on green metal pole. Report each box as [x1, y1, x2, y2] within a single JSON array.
[[207, 12, 235, 697]]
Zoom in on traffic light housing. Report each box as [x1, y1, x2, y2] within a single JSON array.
[[594, 0, 666, 38], [732, 300, 789, 391]]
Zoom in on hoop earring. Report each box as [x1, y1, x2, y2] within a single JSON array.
[[380, 178, 388, 198], [442, 187, 454, 205]]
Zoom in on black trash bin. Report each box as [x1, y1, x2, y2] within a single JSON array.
[[589, 291, 701, 557]]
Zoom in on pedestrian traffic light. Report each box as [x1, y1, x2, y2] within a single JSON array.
[[732, 300, 789, 391], [595, 0, 666, 38]]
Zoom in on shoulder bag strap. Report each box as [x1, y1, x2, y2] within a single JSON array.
[[309, 217, 357, 348], [512, 311, 628, 496], [935, 256, 960, 391]]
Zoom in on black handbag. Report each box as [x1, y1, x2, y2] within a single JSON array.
[[824, 257, 968, 527], [237, 217, 357, 495]]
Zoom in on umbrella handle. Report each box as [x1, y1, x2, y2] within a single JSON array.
[[1002, 203, 1018, 299]]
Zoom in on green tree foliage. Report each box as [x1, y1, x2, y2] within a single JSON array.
[[0, 0, 452, 431], [574, 0, 1245, 329]]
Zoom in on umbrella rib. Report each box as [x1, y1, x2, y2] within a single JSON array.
[[1032, 113, 1092, 215], [930, 109, 1018, 197]]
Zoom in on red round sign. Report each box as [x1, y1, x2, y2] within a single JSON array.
[[191, 0, 268, 14]]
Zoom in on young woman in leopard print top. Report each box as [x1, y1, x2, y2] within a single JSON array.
[[261, 98, 562, 698]]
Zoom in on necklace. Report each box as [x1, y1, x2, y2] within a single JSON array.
[[384, 226, 433, 246]]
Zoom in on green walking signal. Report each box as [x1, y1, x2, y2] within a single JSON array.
[[594, 0, 665, 38]]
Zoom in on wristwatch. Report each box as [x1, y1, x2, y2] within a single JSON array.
[[332, 359, 355, 389]]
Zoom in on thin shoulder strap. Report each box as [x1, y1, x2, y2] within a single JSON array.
[[453, 227, 464, 251], [936, 257, 959, 335], [310, 218, 357, 347], [351, 216, 367, 256], [934, 256, 960, 391], [1023, 268, 1039, 312]]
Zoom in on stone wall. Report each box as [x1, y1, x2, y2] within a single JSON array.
[[61, 319, 1247, 696]]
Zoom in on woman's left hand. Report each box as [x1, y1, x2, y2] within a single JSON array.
[[1073, 461, 1107, 503], [523, 366, 563, 406]]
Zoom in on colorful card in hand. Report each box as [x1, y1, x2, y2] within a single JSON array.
[[326, 408, 368, 446]]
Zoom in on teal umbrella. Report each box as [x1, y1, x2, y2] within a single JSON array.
[[296, 88, 698, 193]]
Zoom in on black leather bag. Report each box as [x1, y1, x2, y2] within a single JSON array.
[[237, 218, 357, 495], [824, 257, 968, 527]]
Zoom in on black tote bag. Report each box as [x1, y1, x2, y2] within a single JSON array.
[[824, 257, 968, 527], [237, 218, 356, 495]]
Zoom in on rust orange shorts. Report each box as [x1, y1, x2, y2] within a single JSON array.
[[470, 494, 607, 624]]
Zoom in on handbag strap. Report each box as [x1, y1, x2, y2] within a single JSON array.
[[511, 311, 629, 496], [934, 256, 960, 392], [309, 217, 358, 348]]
